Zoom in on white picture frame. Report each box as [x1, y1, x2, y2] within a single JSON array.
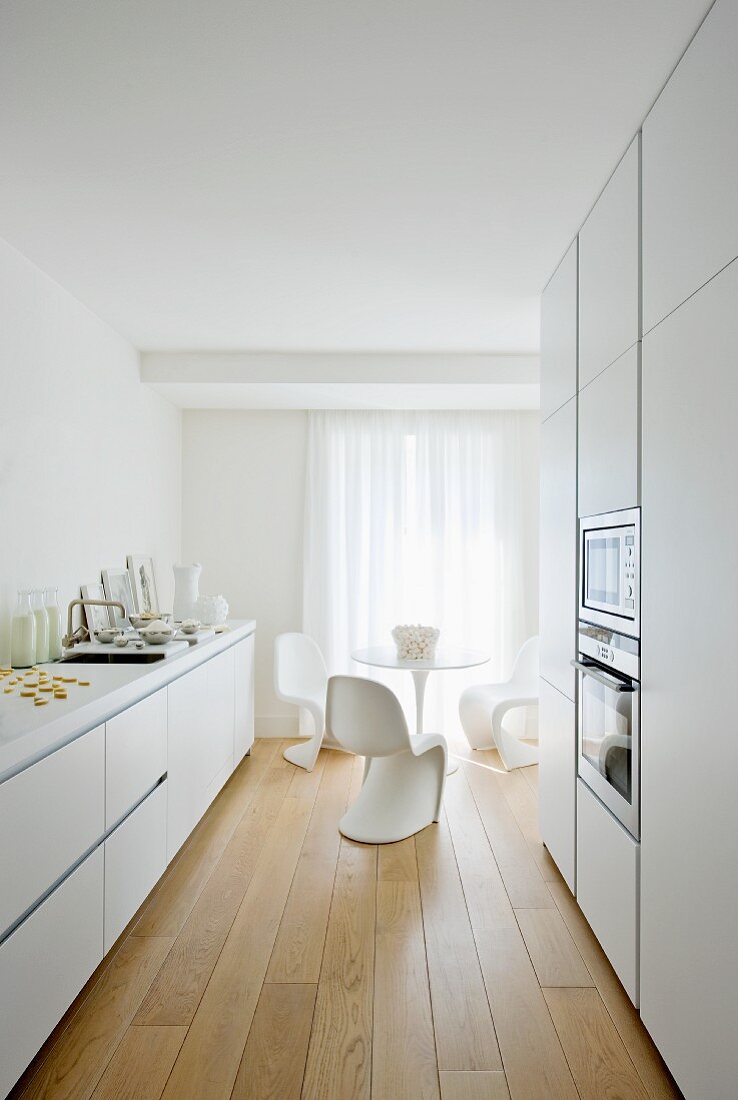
[[127, 555, 159, 614], [81, 583, 111, 634], [101, 567, 135, 628]]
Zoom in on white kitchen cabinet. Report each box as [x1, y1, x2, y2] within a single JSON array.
[[104, 782, 167, 952], [538, 679, 576, 891], [0, 724, 104, 939], [579, 136, 640, 388], [0, 847, 104, 1100], [167, 662, 209, 862], [540, 239, 578, 419], [576, 781, 639, 1006], [105, 688, 167, 829], [578, 344, 639, 517], [233, 633, 255, 765], [640, 260, 738, 1096], [642, 0, 738, 333], [540, 397, 577, 701], [204, 647, 235, 804]]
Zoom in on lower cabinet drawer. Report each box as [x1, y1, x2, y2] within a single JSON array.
[[104, 782, 167, 952], [106, 689, 167, 829], [0, 724, 105, 939], [0, 846, 104, 1099], [577, 780, 640, 1005]]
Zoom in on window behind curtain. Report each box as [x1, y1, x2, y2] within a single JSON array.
[[303, 410, 538, 739]]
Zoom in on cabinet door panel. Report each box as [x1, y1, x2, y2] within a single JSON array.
[[205, 648, 235, 792], [233, 634, 255, 765], [106, 689, 167, 828], [538, 679, 576, 891], [578, 344, 639, 517], [104, 782, 167, 952], [0, 725, 104, 938], [540, 239, 578, 419], [167, 663, 208, 862], [579, 136, 639, 388], [577, 781, 639, 1005], [540, 398, 577, 700], [640, 260, 738, 1096], [0, 847, 104, 1099], [643, 0, 738, 332]]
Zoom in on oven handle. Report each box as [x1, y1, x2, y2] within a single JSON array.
[[571, 659, 636, 693]]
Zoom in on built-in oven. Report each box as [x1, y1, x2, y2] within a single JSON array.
[[573, 623, 640, 839], [580, 507, 640, 639]]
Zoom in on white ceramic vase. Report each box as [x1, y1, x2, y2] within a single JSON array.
[[173, 563, 201, 623], [195, 594, 229, 627]]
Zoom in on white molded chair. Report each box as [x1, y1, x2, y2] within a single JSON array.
[[327, 675, 447, 844], [274, 633, 338, 772], [459, 636, 539, 770]]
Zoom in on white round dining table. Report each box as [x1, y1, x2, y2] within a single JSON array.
[[351, 645, 489, 774]]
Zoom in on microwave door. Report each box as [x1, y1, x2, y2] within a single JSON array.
[[586, 534, 622, 612]]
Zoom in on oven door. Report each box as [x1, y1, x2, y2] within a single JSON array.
[[574, 658, 640, 839]]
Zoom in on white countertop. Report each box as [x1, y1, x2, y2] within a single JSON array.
[[0, 620, 256, 784]]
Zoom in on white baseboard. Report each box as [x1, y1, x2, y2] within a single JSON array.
[[255, 715, 302, 739]]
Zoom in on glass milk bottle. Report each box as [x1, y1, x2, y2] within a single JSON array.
[[45, 586, 63, 661], [31, 589, 50, 663], [11, 590, 36, 668]]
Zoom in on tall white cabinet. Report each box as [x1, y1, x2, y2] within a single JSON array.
[[578, 136, 640, 518], [638, 2, 738, 1091], [642, 0, 738, 333], [538, 246, 578, 892], [640, 259, 738, 1097]]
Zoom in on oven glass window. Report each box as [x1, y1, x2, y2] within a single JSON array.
[[587, 536, 620, 605], [580, 674, 633, 804]]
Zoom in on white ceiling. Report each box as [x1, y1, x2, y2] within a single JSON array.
[[0, 0, 712, 353]]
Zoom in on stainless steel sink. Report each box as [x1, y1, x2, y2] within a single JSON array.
[[61, 650, 168, 663]]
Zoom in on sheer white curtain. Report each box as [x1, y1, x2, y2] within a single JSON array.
[[303, 410, 537, 739]]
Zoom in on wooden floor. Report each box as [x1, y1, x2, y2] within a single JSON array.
[[11, 738, 681, 1100]]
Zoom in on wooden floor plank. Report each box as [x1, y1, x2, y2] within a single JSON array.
[[377, 835, 418, 881], [543, 987, 651, 1100], [134, 754, 296, 1025], [514, 907, 594, 988], [373, 878, 440, 1099], [444, 770, 578, 1100], [89, 1025, 187, 1100], [302, 840, 377, 1100], [266, 750, 354, 983], [548, 881, 681, 1099], [134, 740, 281, 938], [486, 754, 564, 883], [160, 794, 316, 1100], [462, 758, 554, 909], [415, 819, 502, 1071], [230, 983, 317, 1100], [439, 1070, 511, 1100], [13, 935, 174, 1100]]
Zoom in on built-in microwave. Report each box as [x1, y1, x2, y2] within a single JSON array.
[[579, 508, 640, 639]]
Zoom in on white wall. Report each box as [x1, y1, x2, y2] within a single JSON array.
[[0, 238, 181, 662], [181, 410, 308, 736]]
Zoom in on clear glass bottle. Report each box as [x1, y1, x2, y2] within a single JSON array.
[[11, 590, 36, 668], [45, 586, 63, 661], [31, 589, 50, 664]]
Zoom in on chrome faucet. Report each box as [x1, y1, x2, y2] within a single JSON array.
[[62, 599, 127, 649]]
